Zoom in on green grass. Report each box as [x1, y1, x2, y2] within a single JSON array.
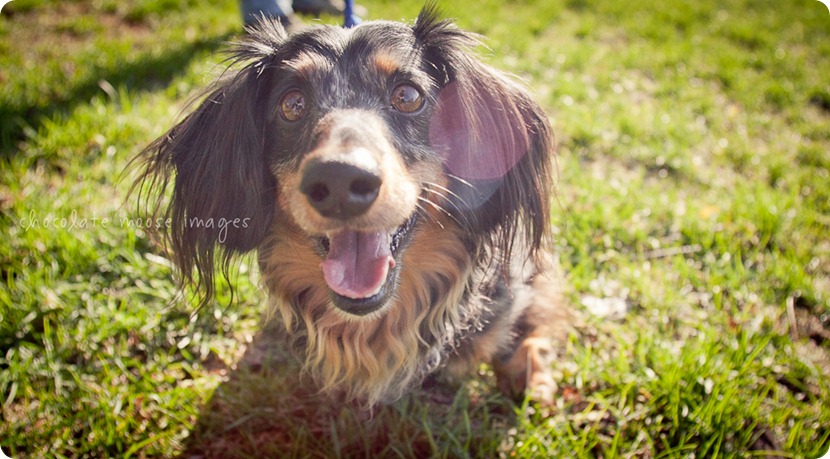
[[1, 0, 828, 457]]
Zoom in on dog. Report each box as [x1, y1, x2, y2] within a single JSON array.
[[134, 6, 570, 407]]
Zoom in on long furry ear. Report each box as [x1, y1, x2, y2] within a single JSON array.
[[132, 22, 287, 305], [417, 8, 554, 262]]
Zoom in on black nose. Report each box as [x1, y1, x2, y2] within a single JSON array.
[[300, 160, 382, 219]]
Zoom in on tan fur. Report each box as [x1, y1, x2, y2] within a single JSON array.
[[260, 209, 472, 406], [372, 52, 401, 77], [279, 110, 421, 236], [283, 52, 334, 80]]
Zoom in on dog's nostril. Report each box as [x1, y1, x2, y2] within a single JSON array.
[[307, 183, 330, 203], [350, 177, 381, 197]]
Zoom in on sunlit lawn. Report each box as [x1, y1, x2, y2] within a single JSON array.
[[1, 0, 828, 457]]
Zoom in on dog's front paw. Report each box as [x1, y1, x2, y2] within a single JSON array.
[[526, 365, 558, 407], [494, 336, 558, 407]]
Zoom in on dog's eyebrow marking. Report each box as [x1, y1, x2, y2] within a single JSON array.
[[372, 53, 401, 77], [284, 52, 332, 79]]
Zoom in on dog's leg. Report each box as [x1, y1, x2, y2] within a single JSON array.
[[493, 270, 570, 406]]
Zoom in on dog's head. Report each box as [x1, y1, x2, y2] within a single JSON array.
[[136, 7, 552, 321]]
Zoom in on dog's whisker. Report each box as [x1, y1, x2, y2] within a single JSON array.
[[417, 185, 457, 214], [425, 182, 477, 211], [445, 173, 475, 191], [417, 196, 452, 219], [422, 181, 459, 200], [431, 176, 477, 213], [413, 201, 444, 228], [415, 198, 449, 229]]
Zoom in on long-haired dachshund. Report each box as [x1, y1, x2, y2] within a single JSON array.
[[135, 6, 570, 407]]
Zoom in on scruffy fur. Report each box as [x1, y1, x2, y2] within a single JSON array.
[[134, 7, 570, 407]]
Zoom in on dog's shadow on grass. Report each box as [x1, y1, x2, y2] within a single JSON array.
[[181, 318, 521, 458]]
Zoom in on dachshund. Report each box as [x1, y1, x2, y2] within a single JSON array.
[[134, 6, 570, 407]]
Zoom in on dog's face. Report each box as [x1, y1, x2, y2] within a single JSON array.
[[270, 24, 449, 317], [266, 16, 554, 318], [136, 8, 554, 403]]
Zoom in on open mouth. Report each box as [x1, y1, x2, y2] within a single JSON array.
[[318, 215, 417, 316]]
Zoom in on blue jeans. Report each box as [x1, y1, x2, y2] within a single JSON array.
[[241, 0, 294, 25]]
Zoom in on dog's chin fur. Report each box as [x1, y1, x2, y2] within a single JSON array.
[[133, 6, 571, 408], [260, 209, 471, 406]]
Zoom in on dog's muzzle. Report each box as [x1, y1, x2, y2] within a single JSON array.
[[299, 147, 415, 317], [292, 110, 420, 317]]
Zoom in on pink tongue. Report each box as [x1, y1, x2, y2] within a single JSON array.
[[321, 230, 395, 299]]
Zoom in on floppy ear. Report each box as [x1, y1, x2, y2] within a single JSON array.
[[134, 22, 287, 303], [416, 8, 554, 260]]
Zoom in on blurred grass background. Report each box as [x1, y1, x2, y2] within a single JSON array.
[[1, 0, 828, 457]]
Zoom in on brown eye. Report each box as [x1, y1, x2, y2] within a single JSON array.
[[391, 84, 423, 113], [279, 90, 307, 121]]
